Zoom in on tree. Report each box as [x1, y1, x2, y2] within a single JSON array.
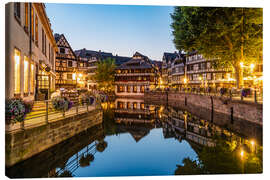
[[171, 7, 263, 88], [92, 57, 116, 93]]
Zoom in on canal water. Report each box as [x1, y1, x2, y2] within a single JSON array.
[[6, 98, 262, 178]]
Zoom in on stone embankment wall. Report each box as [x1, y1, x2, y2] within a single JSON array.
[[145, 91, 262, 125], [6, 109, 103, 167], [6, 124, 105, 178]]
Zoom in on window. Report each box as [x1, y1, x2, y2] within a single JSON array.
[[127, 85, 131, 92], [14, 3, 21, 20], [67, 74, 72, 79], [49, 43, 51, 62], [140, 103, 145, 109], [133, 86, 137, 93], [42, 29, 44, 53], [127, 102, 131, 109], [14, 49, 21, 94], [117, 101, 123, 109], [24, 3, 28, 30], [30, 64, 34, 93], [35, 15, 38, 44], [31, 7, 34, 40], [45, 35, 47, 56], [133, 102, 137, 109], [60, 47, 65, 54], [140, 86, 145, 93], [118, 85, 124, 93], [24, 57, 29, 93], [80, 63, 83, 67]]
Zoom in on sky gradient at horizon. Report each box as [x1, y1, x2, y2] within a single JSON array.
[[45, 3, 177, 60]]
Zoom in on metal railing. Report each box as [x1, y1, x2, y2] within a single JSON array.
[[149, 87, 263, 104], [6, 100, 99, 133], [54, 141, 98, 177]]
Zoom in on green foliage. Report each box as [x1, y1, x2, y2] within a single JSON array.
[[171, 7, 263, 87], [92, 57, 116, 93]]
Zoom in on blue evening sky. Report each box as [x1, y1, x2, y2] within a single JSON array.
[[45, 3, 177, 60]]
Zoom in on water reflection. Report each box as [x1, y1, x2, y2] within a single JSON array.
[[6, 98, 262, 178]]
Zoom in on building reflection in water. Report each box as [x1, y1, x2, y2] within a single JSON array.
[[6, 98, 262, 177]]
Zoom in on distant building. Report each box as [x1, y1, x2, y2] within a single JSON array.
[[162, 51, 237, 88], [75, 48, 131, 90], [54, 33, 78, 90], [114, 52, 159, 97], [162, 52, 179, 87], [5, 2, 57, 100], [186, 51, 233, 88]]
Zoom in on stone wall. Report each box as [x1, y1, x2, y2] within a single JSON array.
[[6, 124, 105, 178], [5, 109, 103, 167], [145, 91, 262, 125]]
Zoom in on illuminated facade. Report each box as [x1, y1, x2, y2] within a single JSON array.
[[5, 2, 57, 100], [114, 52, 159, 97]]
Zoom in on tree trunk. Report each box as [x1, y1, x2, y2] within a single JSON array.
[[234, 63, 243, 89]]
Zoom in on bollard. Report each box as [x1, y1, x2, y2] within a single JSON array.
[[63, 110, 65, 117], [241, 94, 243, 101], [76, 105, 79, 115], [87, 104, 89, 112], [45, 101, 49, 124], [229, 90, 232, 100], [185, 96, 187, 106]]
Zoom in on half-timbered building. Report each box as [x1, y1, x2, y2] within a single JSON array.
[[54, 33, 78, 90], [114, 52, 159, 97]]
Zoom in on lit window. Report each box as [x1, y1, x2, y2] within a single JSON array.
[[133, 86, 137, 93], [24, 57, 29, 93], [30, 64, 34, 93], [14, 49, 21, 94]]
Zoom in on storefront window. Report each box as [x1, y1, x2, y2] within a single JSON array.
[[14, 49, 21, 94]]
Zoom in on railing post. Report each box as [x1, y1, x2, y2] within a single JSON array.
[[46, 101, 49, 124], [76, 104, 79, 115], [63, 110, 65, 117], [20, 120, 25, 130], [87, 104, 89, 112], [254, 90, 257, 103]]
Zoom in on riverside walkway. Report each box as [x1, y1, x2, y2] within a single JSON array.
[[5, 101, 97, 133]]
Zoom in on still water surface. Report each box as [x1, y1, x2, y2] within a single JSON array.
[[6, 98, 262, 178]]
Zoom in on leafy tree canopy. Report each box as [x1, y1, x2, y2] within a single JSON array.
[[92, 57, 116, 93], [171, 7, 262, 87]]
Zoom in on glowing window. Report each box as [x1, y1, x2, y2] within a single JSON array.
[[14, 49, 21, 94], [24, 57, 29, 93]]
